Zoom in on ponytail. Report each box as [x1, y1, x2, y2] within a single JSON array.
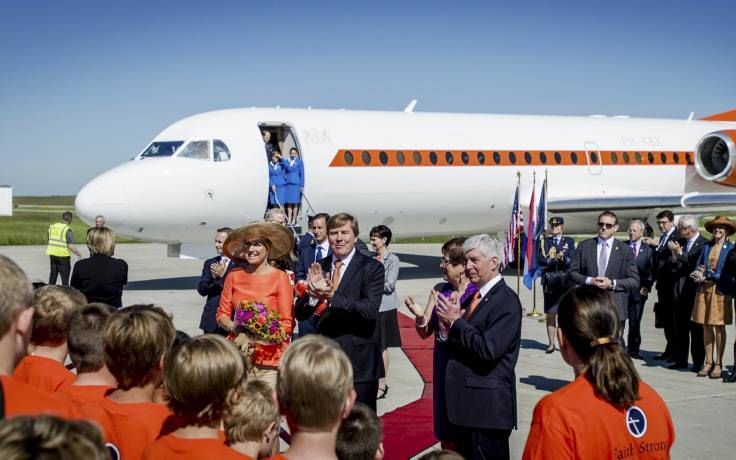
[[558, 286, 640, 407], [587, 339, 639, 406]]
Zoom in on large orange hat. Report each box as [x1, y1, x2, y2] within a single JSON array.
[[223, 222, 294, 262], [704, 216, 736, 236]]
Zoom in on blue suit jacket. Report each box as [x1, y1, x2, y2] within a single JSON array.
[[296, 240, 332, 281], [197, 256, 239, 333], [444, 278, 522, 430], [284, 158, 304, 186], [268, 159, 287, 187]]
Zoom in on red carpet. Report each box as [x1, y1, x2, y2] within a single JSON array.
[[380, 313, 437, 459]]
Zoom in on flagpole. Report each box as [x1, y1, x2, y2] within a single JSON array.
[[515, 171, 521, 296], [527, 171, 544, 318]]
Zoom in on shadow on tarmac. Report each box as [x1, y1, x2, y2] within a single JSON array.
[[519, 375, 570, 393]]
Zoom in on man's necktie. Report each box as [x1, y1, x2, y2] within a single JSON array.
[[315, 245, 324, 262], [630, 241, 637, 257], [657, 234, 666, 250], [598, 241, 608, 277], [555, 237, 560, 246], [465, 292, 483, 318], [332, 260, 344, 290], [686, 240, 693, 254]]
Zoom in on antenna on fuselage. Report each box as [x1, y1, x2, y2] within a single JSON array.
[[404, 99, 418, 113]]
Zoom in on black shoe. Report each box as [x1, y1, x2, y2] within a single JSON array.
[[691, 364, 704, 373], [725, 371, 736, 383], [628, 352, 643, 360], [667, 362, 688, 370], [653, 353, 671, 360], [377, 385, 389, 400], [545, 346, 555, 354]]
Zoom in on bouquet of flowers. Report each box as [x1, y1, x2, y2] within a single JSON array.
[[231, 300, 287, 353]]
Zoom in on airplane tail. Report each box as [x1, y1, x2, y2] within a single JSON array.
[[702, 108, 736, 121]]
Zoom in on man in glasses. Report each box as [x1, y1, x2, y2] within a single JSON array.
[[569, 210, 640, 334], [538, 216, 576, 353]]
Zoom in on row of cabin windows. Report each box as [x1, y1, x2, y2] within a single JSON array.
[[341, 150, 694, 166]]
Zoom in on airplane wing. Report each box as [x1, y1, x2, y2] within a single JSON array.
[[549, 192, 736, 214]]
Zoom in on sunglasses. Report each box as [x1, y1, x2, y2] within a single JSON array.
[[597, 222, 615, 229]]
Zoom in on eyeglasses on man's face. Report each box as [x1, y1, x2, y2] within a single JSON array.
[[597, 222, 615, 229]]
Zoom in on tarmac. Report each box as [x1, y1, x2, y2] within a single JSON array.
[[2, 243, 735, 459]]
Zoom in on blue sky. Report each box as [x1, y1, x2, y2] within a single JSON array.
[[2, 0, 735, 195]]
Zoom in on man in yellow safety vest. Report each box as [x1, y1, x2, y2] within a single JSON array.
[[46, 211, 82, 286]]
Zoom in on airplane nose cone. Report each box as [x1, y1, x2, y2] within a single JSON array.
[[75, 176, 130, 228]]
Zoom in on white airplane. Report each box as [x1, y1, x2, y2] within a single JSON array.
[[74, 103, 736, 255]]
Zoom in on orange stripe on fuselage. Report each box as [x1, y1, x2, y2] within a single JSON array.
[[328, 149, 694, 167]]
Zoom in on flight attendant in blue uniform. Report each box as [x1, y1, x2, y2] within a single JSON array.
[[268, 150, 287, 208], [538, 216, 576, 353], [283, 147, 304, 226]]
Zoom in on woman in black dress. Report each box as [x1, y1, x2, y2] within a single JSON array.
[[71, 227, 128, 308]]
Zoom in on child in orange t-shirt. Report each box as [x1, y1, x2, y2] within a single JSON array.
[[0, 257, 78, 419], [57, 303, 116, 406], [13, 286, 86, 392], [142, 335, 251, 460], [265, 335, 356, 460], [224, 379, 280, 459], [80, 304, 176, 459], [522, 286, 675, 459]]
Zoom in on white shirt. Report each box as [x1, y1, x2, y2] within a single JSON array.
[[438, 273, 503, 341], [686, 233, 700, 253], [314, 239, 330, 261], [586, 237, 615, 287]]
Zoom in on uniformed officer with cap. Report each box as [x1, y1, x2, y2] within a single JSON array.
[[538, 216, 576, 353]]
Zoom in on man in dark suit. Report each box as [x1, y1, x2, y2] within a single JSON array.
[[538, 216, 576, 353], [197, 227, 237, 334], [295, 213, 331, 337], [294, 213, 385, 411], [625, 219, 655, 359], [667, 214, 706, 370], [435, 234, 522, 460], [568, 210, 640, 331], [642, 210, 680, 360]]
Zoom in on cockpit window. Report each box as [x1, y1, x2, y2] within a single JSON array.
[[213, 140, 231, 162], [140, 141, 184, 158], [177, 140, 210, 160]]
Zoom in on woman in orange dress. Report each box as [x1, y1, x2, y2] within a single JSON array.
[[216, 222, 295, 388]]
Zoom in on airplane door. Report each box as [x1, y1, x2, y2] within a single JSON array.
[[584, 141, 602, 175]]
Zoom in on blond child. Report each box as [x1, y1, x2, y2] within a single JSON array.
[[142, 334, 249, 459], [269, 335, 356, 460], [0, 255, 77, 418], [225, 379, 280, 459], [13, 285, 86, 392]]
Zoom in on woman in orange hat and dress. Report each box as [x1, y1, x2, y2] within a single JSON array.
[[216, 222, 295, 388], [690, 216, 736, 379]]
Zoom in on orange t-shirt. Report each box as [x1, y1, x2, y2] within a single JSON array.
[[57, 384, 113, 407], [0, 375, 78, 419], [523, 375, 675, 460], [80, 396, 174, 460], [217, 268, 294, 367], [13, 355, 75, 392], [142, 434, 253, 459]]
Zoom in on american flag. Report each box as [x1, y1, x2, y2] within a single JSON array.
[[503, 182, 523, 267]]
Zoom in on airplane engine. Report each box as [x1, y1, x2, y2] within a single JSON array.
[[695, 130, 736, 186]]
